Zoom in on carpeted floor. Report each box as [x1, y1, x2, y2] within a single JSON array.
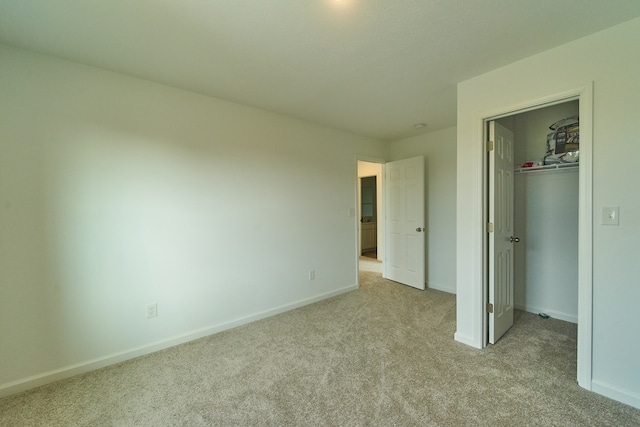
[[1, 269, 639, 426], [358, 256, 383, 274]]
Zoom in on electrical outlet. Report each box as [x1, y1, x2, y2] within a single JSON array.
[[309, 270, 315, 280], [146, 303, 158, 318]]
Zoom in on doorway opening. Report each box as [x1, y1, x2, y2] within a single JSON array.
[[487, 100, 580, 344], [360, 175, 378, 259], [357, 160, 384, 277]]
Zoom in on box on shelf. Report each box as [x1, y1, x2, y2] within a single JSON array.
[[544, 117, 579, 165]]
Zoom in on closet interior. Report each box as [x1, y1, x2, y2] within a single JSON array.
[[497, 100, 579, 323]]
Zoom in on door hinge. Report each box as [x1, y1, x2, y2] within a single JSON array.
[[487, 303, 494, 314], [487, 140, 494, 152], [486, 222, 494, 233]]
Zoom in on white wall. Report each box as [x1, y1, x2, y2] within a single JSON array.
[[456, 18, 640, 408], [0, 44, 386, 396], [357, 161, 382, 178], [514, 169, 578, 322], [388, 127, 457, 293]]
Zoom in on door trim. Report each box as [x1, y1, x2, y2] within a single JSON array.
[[479, 83, 593, 389]]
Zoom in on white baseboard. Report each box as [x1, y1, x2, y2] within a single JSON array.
[[0, 284, 357, 398], [514, 303, 577, 324], [592, 380, 640, 410], [427, 282, 456, 294], [454, 331, 481, 349]]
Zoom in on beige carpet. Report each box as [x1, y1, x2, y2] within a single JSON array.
[[1, 270, 639, 426], [358, 256, 383, 273]]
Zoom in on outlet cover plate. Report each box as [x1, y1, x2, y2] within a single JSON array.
[[146, 303, 158, 318]]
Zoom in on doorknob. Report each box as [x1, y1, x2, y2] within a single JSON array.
[[416, 227, 423, 232], [509, 236, 520, 243]]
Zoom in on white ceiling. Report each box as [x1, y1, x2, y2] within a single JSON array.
[[2, 1, 640, 141]]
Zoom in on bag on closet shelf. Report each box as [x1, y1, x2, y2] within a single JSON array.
[[544, 116, 579, 165]]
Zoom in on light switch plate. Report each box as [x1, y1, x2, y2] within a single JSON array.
[[602, 206, 619, 225]]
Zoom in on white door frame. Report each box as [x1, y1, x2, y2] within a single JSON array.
[[479, 83, 593, 389]]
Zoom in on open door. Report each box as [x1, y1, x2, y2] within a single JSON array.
[[488, 121, 516, 344], [385, 156, 425, 290]]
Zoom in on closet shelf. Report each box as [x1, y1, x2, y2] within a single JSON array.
[[514, 163, 579, 174]]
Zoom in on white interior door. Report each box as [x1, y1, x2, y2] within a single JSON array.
[[384, 156, 425, 290], [488, 121, 515, 343]]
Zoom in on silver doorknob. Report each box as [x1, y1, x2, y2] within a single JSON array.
[[509, 236, 520, 243], [416, 227, 423, 232]]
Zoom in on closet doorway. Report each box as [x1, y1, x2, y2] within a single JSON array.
[[487, 100, 580, 344]]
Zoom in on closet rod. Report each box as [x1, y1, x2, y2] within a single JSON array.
[[514, 163, 579, 174]]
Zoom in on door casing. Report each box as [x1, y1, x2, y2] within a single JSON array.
[[480, 83, 593, 389]]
